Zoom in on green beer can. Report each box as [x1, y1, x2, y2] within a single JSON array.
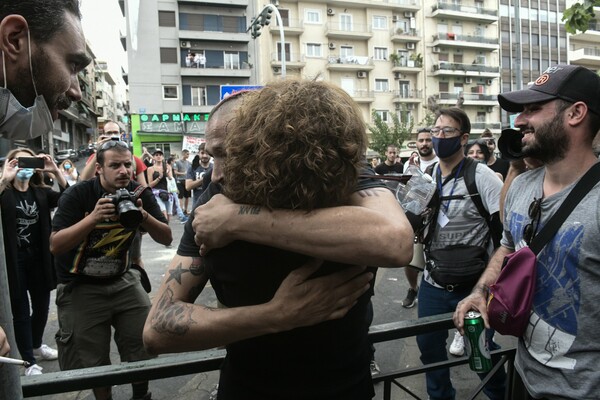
[[463, 311, 492, 373]]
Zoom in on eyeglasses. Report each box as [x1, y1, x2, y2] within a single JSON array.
[[523, 197, 542, 246], [430, 127, 462, 137], [99, 140, 129, 151]]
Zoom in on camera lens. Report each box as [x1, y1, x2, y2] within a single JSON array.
[[117, 200, 143, 229], [498, 128, 524, 160]]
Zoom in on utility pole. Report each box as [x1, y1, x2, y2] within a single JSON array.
[[248, 4, 286, 78]]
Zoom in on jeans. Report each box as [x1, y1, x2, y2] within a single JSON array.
[[416, 279, 506, 400], [11, 250, 51, 365]]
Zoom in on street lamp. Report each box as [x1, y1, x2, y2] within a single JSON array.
[[248, 4, 286, 78]]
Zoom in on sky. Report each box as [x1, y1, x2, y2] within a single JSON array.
[[80, 0, 128, 86]]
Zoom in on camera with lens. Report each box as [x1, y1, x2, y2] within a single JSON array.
[[104, 188, 143, 229], [498, 128, 524, 160]]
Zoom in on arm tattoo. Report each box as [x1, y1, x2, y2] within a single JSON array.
[[238, 205, 261, 215], [166, 258, 205, 284], [151, 286, 197, 335]]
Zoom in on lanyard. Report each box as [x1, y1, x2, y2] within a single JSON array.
[[436, 158, 465, 213]]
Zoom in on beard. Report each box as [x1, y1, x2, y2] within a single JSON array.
[[418, 146, 433, 157], [30, 46, 71, 112], [522, 114, 569, 164]]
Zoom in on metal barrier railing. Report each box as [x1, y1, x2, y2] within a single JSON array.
[[20, 312, 516, 399]]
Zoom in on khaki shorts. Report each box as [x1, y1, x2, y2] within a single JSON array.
[[55, 269, 152, 370]]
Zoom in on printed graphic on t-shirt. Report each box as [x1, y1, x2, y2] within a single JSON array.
[[71, 223, 135, 277], [509, 211, 581, 370], [16, 199, 39, 246]]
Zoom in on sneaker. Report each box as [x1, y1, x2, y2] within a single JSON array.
[[370, 360, 381, 376], [25, 364, 43, 376], [180, 216, 189, 224], [130, 392, 152, 400], [33, 344, 58, 361], [401, 287, 418, 308], [449, 331, 465, 357]]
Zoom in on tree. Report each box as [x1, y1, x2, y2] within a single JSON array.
[[562, 0, 598, 34], [369, 110, 414, 156]]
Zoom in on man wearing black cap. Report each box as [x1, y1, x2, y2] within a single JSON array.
[[455, 64, 600, 400]]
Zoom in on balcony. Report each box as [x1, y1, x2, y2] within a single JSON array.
[[270, 19, 305, 37], [270, 53, 306, 71], [181, 64, 252, 78], [432, 33, 499, 52], [325, 22, 373, 40], [325, 0, 420, 12], [570, 47, 600, 68], [392, 62, 422, 75], [435, 91, 497, 106], [390, 27, 421, 44], [327, 55, 375, 71], [179, 30, 249, 43], [431, 1, 498, 24], [392, 89, 423, 103], [352, 90, 376, 103], [432, 62, 500, 78], [570, 22, 600, 43]]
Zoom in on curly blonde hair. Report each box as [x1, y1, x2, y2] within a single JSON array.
[[222, 79, 367, 211]]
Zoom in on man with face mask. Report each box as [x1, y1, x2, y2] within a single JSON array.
[[417, 107, 506, 400], [0, 0, 91, 140]]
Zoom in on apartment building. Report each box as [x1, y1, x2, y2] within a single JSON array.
[[567, 3, 600, 74]]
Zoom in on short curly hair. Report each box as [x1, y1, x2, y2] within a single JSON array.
[[222, 79, 367, 211]]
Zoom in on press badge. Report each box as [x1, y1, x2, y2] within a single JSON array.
[[437, 210, 449, 228]]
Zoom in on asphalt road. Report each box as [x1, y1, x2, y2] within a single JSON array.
[[22, 169, 516, 399]]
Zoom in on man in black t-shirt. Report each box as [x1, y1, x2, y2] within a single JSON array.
[[51, 141, 172, 400], [375, 145, 404, 175], [144, 82, 414, 399]]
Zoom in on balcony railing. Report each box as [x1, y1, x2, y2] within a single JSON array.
[[436, 92, 496, 101], [20, 313, 519, 400], [328, 55, 373, 66], [393, 89, 424, 99], [433, 33, 498, 45], [432, 2, 498, 17], [433, 62, 500, 73]]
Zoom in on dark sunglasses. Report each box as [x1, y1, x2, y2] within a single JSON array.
[[100, 140, 129, 151], [486, 139, 495, 145], [523, 197, 542, 246]]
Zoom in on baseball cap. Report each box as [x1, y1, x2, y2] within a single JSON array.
[[498, 64, 600, 116], [152, 148, 164, 155]]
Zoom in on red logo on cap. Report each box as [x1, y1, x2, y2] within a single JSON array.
[[535, 74, 550, 86]]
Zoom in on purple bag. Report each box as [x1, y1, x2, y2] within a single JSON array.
[[487, 247, 536, 337]]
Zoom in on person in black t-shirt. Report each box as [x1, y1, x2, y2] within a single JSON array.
[[0, 148, 68, 376], [144, 81, 414, 400], [375, 144, 404, 175]]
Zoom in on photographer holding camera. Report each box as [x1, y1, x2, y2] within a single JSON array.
[[49, 140, 172, 400]]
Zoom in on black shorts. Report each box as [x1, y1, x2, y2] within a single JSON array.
[[177, 181, 190, 198]]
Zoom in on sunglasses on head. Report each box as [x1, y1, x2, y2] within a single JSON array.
[[100, 140, 129, 151]]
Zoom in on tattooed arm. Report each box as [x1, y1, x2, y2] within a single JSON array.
[[143, 255, 374, 354], [193, 188, 413, 267]]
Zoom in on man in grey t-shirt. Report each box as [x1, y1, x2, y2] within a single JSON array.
[[455, 64, 600, 399], [173, 150, 191, 214]]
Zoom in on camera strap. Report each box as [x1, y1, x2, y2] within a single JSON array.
[[131, 184, 149, 200]]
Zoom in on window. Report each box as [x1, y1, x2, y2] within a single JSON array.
[[373, 16, 387, 29], [158, 11, 176, 27], [159, 47, 177, 63], [163, 85, 179, 100], [276, 42, 292, 61], [306, 43, 322, 57], [340, 46, 353, 58], [305, 9, 320, 24], [374, 110, 389, 123], [278, 9, 290, 26], [191, 86, 207, 106], [374, 47, 388, 60], [340, 14, 352, 31], [224, 51, 240, 69], [375, 79, 389, 92]]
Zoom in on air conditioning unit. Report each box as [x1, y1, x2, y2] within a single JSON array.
[[357, 71, 367, 79], [180, 41, 191, 48], [327, 8, 335, 16], [272, 66, 281, 75], [406, 43, 416, 50], [392, 15, 399, 22], [328, 42, 336, 50], [404, 12, 415, 18], [486, 79, 493, 85], [394, 72, 401, 80], [432, 46, 441, 53], [465, 77, 473, 84]]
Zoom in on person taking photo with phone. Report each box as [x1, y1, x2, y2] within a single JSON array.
[[0, 148, 67, 375]]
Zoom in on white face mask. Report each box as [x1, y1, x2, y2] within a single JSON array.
[[0, 30, 54, 140]]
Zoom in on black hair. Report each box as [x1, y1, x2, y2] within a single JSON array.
[[436, 107, 471, 134], [0, 0, 82, 43], [191, 155, 200, 170], [464, 139, 492, 163]]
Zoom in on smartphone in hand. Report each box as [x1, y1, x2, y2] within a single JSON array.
[[18, 157, 45, 169]]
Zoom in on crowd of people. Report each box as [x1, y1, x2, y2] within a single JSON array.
[[1, 1, 600, 400]]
